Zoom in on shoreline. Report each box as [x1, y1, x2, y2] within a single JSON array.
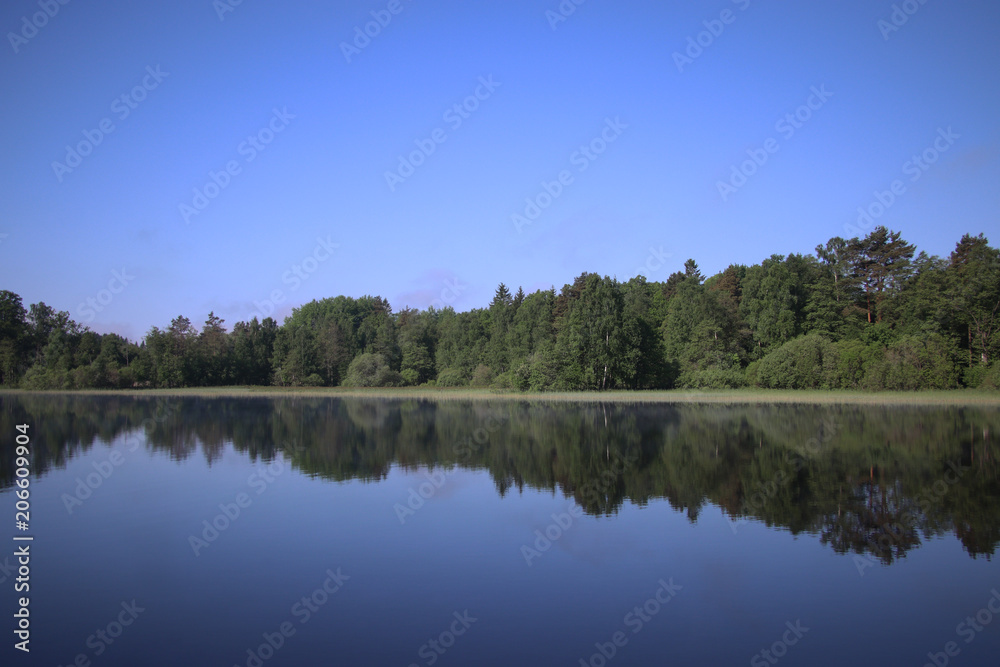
[[2, 386, 999, 406]]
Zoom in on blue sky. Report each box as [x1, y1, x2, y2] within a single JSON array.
[[1, 0, 998, 340]]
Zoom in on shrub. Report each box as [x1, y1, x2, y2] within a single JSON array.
[[679, 367, 746, 389], [492, 363, 531, 392], [303, 373, 324, 387], [470, 364, 492, 388], [435, 368, 467, 387], [342, 353, 402, 387], [964, 362, 1000, 389], [20, 366, 70, 390], [490, 370, 516, 391], [753, 334, 832, 389], [864, 335, 958, 390], [400, 368, 419, 386], [527, 352, 558, 391], [823, 339, 870, 389]]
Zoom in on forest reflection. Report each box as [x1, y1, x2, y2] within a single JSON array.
[[2, 394, 998, 564]]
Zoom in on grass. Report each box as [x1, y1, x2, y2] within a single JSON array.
[[3, 386, 1000, 405]]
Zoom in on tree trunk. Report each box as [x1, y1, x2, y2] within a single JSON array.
[[602, 332, 609, 390], [969, 325, 973, 368]]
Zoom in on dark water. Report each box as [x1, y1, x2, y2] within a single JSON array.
[[1, 394, 999, 667]]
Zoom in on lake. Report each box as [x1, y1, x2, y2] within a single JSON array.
[[1, 394, 999, 666]]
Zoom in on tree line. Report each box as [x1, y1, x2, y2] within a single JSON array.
[[2, 226, 999, 391]]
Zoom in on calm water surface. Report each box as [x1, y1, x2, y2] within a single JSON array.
[[1, 394, 999, 666]]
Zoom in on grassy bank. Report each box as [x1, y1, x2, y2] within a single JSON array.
[[2, 386, 999, 406]]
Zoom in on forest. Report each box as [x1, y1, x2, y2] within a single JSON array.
[[1, 226, 999, 391]]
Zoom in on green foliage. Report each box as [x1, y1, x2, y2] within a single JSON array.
[[435, 367, 467, 387], [0, 290, 28, 385], [434, 308, 488, 382], [231, 317, 277, 385], [740, 254, 810, 354], [750, 333, 959, 391], [342, 353, 402, 387], [662, 278, 745, 387], [398, 308, 435, 386], [752, 334, 833, 389], [552, 274, 635, 390], [852, 226, 916, 324], [679, 367, 746, 389], [864, 335, 959, 390], [470, 364, 493, 388], [965, 362, 1000, 389], [823, 339, 871, 389], [3, 229, 997, 392], [949, 234, 1000, 366]]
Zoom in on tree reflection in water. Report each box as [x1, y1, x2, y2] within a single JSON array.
[[2, 394, 997, 562]]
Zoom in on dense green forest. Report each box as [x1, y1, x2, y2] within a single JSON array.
[[2, 227, 999, 391]]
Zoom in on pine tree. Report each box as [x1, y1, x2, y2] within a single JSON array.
[[949, 234, 1000, 365], [850, 226, 915, 323]]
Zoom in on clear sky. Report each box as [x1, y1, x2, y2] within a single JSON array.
[[1, 0, 998, 340]]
